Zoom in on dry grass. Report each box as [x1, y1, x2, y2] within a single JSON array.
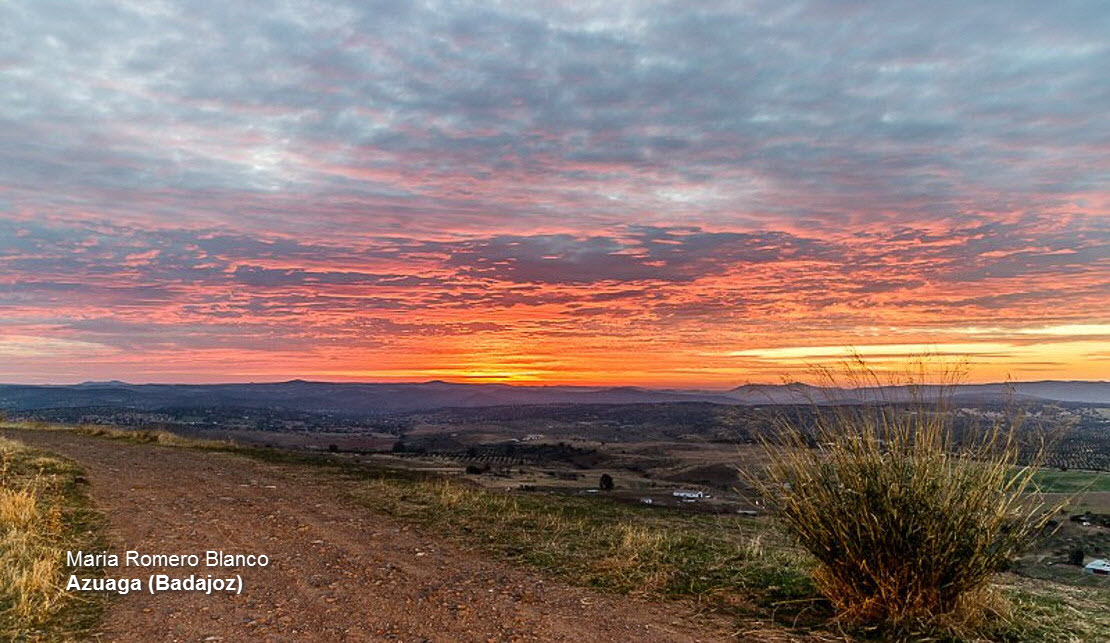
[[0, 437, 69, 633], [751, 358, 1061, 638], [0, 433, 108, 640], [1, 420, 233, 450], [71, 425, 233, 449], [997, 576, 1110, 643]]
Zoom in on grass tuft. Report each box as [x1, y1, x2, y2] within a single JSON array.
[[751, 357, 1062, 639]]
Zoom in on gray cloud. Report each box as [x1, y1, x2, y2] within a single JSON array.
[[444, 227, 841, 284], [1, 1, 1107, 234]]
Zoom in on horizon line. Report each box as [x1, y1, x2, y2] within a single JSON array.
[[3, 377, 1107, 391]]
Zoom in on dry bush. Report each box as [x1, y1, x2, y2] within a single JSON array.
[[751, 357, 1058, 637]]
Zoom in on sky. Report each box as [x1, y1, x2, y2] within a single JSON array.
[[0, 0, 1107, 386]]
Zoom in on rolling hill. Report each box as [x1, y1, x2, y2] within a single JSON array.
[[0, 379, 1105, 416]]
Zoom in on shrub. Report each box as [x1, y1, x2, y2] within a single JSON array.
[[599, 473, 614, 490], [751, 358, 1058, 637]]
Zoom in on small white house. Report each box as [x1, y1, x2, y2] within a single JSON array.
[[672, 490, 707, 499], [1085, 559, 1110, 575]]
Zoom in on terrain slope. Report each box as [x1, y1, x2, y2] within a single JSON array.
[[3, 430, 737, 642]]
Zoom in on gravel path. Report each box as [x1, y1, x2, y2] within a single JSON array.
[[7, 430, 738, 642]]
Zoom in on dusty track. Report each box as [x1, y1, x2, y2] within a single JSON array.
[[7, 430, 737, 642]]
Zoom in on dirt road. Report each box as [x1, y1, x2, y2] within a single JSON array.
[[8, 430, 737, 642]]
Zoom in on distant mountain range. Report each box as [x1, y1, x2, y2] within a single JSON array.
[[0, 379, 1106, 416], [725, 381, 1110, 405]]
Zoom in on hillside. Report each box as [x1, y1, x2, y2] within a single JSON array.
[[2, 428, 739, 642], [1, 379, 1106, 416]]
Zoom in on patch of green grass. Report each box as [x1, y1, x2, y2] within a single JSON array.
[[348, 476, 819, 616], [1031, 469, 1110, 493], [991, 579, 1110, 643], [0, 437, 109, 640]]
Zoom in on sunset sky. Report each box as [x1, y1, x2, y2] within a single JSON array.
[[1, 1, 1107, 386]]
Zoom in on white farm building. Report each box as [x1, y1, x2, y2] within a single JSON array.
[[1085, 559, 1110, 575]]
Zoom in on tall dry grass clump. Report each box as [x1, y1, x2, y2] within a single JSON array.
[[752, 358, 1057, 637], [0, 437, 67, 630]]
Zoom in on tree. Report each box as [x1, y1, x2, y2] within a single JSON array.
[[599, 473, 614, 491]]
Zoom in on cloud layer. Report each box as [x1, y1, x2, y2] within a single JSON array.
[[0, 1, 1107, 384]]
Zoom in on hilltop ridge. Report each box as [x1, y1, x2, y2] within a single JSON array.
[[0, 379, 1105, 416]]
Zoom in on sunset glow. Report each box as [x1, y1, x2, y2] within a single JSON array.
[[1, 1, 1107, 386]]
